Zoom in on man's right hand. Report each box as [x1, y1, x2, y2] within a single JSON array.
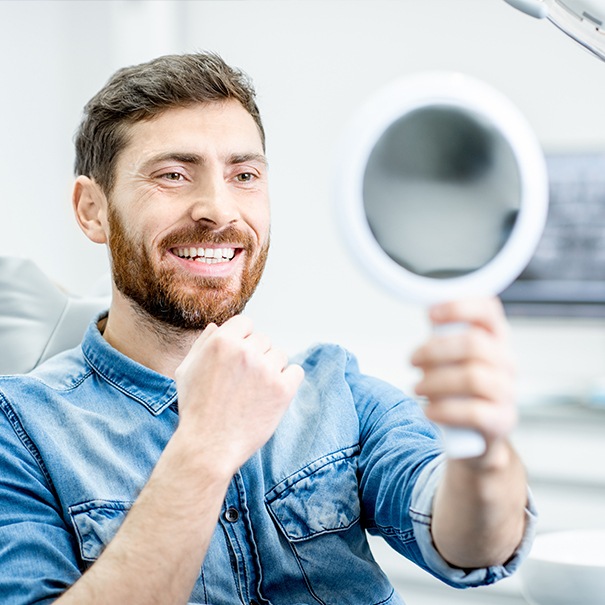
[[174, 315, 304, 475]]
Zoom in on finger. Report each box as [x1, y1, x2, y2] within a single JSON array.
[[187, 316, 254, 360], [196, 322, 219, 345], [244, 331, 273, 354], [424, 397, 518, 438], [264, 346, 290, 372], [415, 362, 515, 402], [429, 297, 509, 339], [213, 314, 255, 339], [411, 328, 515, 372], [183, 323, 220, 364]]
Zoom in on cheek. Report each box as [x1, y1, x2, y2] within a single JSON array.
[[246, 205, 271, 243], [109, 214, 155, 261], [138, 205, 181, 250]]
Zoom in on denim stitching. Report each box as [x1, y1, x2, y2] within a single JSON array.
[[370, 521, 416, 543], [83, 349, 176, 414], [286, 540, 326, 605], [0, 393, 54, 487], [230, 527, 251, 603], [374, 588, 396, 604], [220, 521, 244, 602], [197, 567, 208, 602], [409, 507, 432, 526]]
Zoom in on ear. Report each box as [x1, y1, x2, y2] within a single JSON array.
[[72, 176, 108, 244]]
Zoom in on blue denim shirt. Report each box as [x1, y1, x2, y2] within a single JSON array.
[[0, 314, 536, 605]]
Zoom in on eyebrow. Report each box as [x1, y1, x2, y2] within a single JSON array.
[[141, 151, 268, 171], [228, 152, 268, 168]]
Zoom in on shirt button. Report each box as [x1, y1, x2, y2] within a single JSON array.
[[224, 507, 240, 523]]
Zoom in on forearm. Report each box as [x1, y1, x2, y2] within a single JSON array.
[[56, 427, 232, 605], [431, 439, 528, 569]]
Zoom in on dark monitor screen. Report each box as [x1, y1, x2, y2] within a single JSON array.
[[502, 152, 605, 317]]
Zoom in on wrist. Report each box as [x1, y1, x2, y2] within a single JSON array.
[[162, 425, 237, 491]]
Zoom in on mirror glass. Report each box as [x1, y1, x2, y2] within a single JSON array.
[[363, 105, 521, 279]]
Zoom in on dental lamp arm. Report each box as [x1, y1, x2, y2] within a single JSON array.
[[503, 0, 549, 18]]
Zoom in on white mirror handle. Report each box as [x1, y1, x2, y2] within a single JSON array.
[[432, 322, 487, 459], [439, 426, 486, 459]]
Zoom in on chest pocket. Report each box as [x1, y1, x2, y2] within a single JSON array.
[[265, 446, 395, 605], [68, 499, 133, 563], [266, 447, 360, 540]]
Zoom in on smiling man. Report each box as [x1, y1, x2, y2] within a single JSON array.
[[0, 53, 536, 605]]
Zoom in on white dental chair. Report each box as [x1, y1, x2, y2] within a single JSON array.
[[0, 257, 110, 374]]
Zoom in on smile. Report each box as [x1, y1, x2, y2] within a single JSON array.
[[172, 246, 237, 264]]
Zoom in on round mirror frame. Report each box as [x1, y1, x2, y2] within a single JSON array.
[[335, 72, 549, 304]]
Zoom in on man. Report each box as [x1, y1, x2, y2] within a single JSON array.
[[0, 53, 535, 604]]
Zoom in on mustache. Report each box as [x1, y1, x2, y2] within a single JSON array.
[[159, 224, 256, 251]]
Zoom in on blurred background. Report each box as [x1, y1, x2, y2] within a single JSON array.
[[1, 1, 604, 603]]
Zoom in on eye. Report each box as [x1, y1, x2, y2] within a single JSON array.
[[162, 172, 185, 181], [235, 172, 255, 183]]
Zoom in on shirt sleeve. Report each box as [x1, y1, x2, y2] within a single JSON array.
[[0, 395, 82, 604], [410, 453, 538, 587], [346, 350, 538, 588]]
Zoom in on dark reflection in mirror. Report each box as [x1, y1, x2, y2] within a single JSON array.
[[362, 106, 521, 278]]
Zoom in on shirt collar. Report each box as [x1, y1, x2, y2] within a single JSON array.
[[81, 312, 177, 416]]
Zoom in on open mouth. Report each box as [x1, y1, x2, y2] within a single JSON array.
[[172, 246, 239, 264]]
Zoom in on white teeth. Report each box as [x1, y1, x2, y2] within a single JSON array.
[[174, 246, 236, 262]]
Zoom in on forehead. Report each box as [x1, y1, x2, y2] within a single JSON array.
[[119, 100, 264, 164]]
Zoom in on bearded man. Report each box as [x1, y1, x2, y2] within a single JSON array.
[[0, 53, 536, 605]]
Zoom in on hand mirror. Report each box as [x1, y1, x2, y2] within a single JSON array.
[[336, 72, 549, 458]]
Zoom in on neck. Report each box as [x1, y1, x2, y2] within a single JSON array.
[[101, 289, 200, 379]]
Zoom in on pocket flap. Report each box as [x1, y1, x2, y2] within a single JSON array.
[[69, 499, 133, 561]]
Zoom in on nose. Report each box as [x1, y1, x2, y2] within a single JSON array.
[[189, 173, 240, 227]]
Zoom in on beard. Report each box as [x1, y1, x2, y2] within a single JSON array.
[[107, 204, 269, 331]]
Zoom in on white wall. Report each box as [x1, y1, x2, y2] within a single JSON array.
[[1, 0, 605, 398]]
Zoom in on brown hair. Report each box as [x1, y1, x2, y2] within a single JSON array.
[[74, 52, 265, 194]]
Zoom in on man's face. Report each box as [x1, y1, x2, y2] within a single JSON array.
[[105, 100, 270, 330]]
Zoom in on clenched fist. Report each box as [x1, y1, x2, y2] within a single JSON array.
[[175, 315, 304, 475]]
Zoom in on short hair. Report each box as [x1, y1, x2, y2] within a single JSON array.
[[74, 52, 265, 194]]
